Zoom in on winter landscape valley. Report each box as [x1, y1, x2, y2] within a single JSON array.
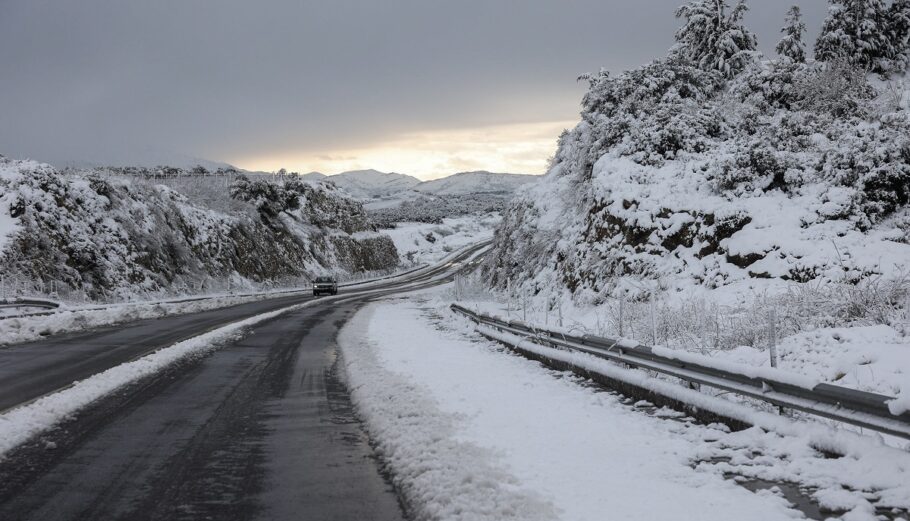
[[2, 1, 910, 520]]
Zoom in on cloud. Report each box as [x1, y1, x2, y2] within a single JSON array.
[[0, 0, 829, 172], [238, 120, 573, 179]]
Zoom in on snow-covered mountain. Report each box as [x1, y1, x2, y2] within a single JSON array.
[[48, 149, 238, 173], [412, 171, 537, 196], [319, 169, 421, 199]]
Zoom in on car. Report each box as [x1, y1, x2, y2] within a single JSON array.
[[312, 276, 338, 296]]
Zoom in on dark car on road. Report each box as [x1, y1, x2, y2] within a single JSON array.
[[312, 276, 338, 296]]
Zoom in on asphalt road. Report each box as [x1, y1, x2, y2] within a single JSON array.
[[0, 243, 487, 521]]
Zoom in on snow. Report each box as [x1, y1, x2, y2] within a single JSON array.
[[0, 195, 19, 255], [412, 171, 537, 196], [0, 160, 25, 253], [337, 295, 874, 521], [716, 325, 910, 399], [381, 215, 498, 266], [460, 311, 910, 518], [0, 291, 300, 346], [319, 169, 421, 199]]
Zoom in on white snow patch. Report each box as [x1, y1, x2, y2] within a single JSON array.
[[339, 297, 810, 521]]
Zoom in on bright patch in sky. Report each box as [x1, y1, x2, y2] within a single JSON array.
[[234, 120, 574, 179]]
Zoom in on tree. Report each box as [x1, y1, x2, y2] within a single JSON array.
[[815, 0, 893, 73], [776, 5, 807, 62], [675, 0, 758, 78], [888, 0, 910, 69]]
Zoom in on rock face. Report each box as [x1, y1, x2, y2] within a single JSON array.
[[0, 158, 399, 299], [483, 56, 910, 300]]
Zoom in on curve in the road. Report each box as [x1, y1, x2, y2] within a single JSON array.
[[0, 241, 488, 413], [0, 242, 488, 521]]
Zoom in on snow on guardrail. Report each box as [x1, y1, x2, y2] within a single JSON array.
[[451, 303, 910, 441]]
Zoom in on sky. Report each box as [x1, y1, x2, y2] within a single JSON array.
[[0, 0, 829, 180]]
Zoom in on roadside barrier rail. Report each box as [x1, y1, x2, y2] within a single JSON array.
[[0, 298, 61, 311], [451, 304, 910, 440]]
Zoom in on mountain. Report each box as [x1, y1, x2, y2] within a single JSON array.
[[45, 149, 238, 172], [321, 169, 421, 199], [413, 171, 537, 196]]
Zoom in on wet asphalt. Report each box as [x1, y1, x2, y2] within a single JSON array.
[[0, 243, 488, 521]]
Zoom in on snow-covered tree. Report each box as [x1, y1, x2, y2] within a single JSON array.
[[776, 5, 807, 62], [815, 0, 893, 73], [888, 0, 910, 69], [674, 0, 758, 78]]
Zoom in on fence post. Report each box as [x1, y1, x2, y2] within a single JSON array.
[[557, 296, 563, 328], [768, 309, 778, 368], [618, 297, 624, 338], [544, 293, 549, 326], [650, 298, 657, 346], [522, 287, 527, 323]]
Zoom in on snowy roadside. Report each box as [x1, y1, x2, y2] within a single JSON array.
[[0, 260, 436, 347], [454, 292, 910, 420], [336, 294, 910, 520], [0, 291, 300, 346]]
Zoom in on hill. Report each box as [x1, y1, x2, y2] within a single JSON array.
[[483, 4, 910, 310], [0, 157, 399, 300], [412, 171, 537, 196], [321, 169, 421, 199]]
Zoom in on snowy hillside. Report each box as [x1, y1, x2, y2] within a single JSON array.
[[486, 6, 910, 303], [319, 169, 421, 199], [412, 171, 538, 196], [481, 0, 910, 373], [365, 171, 538, 225], [0, 157, 399, 301]]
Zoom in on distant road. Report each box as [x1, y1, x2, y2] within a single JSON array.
[[0, 242, 488, 521]]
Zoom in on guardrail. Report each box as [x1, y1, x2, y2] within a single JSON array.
[[0, 298, 61, 311], [338, 263, 428, 288], [451, 303, 910, 440]]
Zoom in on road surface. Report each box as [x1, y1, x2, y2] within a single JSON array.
[[0, 243, 487, 521]]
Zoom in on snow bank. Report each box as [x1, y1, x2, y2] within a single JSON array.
[[454, 310, 910, 518], [339, 297, 824, 521]]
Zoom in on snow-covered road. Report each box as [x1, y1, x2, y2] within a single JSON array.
[[340, 295, 910, 521]]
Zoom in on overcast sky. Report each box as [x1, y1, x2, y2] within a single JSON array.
[[1, 0, 828, 179]]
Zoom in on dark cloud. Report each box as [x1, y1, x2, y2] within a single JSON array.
[[0, 0, 829, 167]]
